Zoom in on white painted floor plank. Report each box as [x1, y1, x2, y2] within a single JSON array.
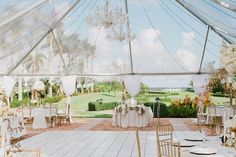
[[18, 130, 232, 157], [103, 131, 129, 157], [116, 132, 135, 157], [90, 132, 120, 157]]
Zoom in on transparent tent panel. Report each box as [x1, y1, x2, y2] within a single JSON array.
[[0, 0, 234, 76], [177, 0, 236, 43]]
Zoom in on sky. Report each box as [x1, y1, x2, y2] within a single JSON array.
[[0, 0, 234, 87]]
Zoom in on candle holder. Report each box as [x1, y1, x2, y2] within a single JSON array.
[[221, 135, 228, 144]]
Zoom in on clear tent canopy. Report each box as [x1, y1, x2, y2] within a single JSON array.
[[0, 0, 235, 84]]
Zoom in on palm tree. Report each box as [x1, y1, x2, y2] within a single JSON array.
[[23, 48, 46, 74]]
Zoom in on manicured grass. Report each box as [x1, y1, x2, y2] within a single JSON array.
[[57, 91, 230, 118], [58, 92, 121, 118]]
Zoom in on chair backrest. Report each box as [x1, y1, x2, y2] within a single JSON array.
[[158, 140, 180, 157], [208, 105, 216, 117], [156, 125, 173, 142], [21, 107, 32, 118], [5, 148, 40, 157], [50, 107, 58, 116]]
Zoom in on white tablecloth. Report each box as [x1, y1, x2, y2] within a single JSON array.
[[112, 107, 153, 128], [206, 106, 234, 124], [173, 132, 236, 157], [32, 108, 48, 129]]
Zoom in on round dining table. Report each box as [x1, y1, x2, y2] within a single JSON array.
[[32, 108, 49, 129]]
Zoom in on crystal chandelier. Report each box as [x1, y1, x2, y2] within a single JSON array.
[[86, 0, 135, 42], [107, 6, 135, 42], [86, 0, 114, 29]]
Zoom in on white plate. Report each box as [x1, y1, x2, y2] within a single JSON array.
[[190, 147, 217, 155], [185, 138, 203, 142]]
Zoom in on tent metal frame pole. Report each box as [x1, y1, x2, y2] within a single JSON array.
[[0, 0, 47, 28], [175, 0, 232, 44], [7, 30, 51, 75], [125, 0, 134, 74], [51, 30, 69, 74], [7, 0, 81, 75], [3, 72, 211, 77], [198, 25, 210, 73]]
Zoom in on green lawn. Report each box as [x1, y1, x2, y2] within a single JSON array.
[[58, 92, 122, 118], [57, 91, 230, 118]]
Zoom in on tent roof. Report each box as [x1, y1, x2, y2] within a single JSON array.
[[0, 0, 235, 77]]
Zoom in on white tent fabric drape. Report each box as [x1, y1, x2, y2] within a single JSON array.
[[192, 74, 209, 95], [1, 76, 15, 106], [124, 75, 141, 105], [192, 74, 209, 114], [61, 75, 77, 96], [61, 75, 76, 121]]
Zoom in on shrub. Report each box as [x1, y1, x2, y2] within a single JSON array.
[[143, 102, 168, 118], [168, 105, 197, 118], [42, 95, 64, 104], [10, 98, 32, 108], [88, 102, 118, 111], [212, 93, 228, 97]]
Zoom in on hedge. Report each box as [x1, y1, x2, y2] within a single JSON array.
[[212, 93, 228, 98], [143, 102, 168, 118], [88, 101, 197, 118], [88, 102, 118, 111]]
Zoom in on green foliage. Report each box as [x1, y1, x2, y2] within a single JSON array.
[[144, 101, 197, 118], [10, 95, 64, 108], [94, 81, 123, 93], [168, 105, 197, 118], [211, 93, 228, 97], [42, 95, 64, 104], [10, 98, 32, 108], [143, 102, 168, 118], [211, 79, 224, 94], [88, 102, 118, 111]]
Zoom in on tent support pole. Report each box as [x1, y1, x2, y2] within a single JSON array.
[[175, 0, 232, 44], [51, 30, 69, 74], [7, 30, 51, 75], [125, 0, 134, 74], [3, 72, 212, 77], [7, 0, 81, 75], [198, 25, 210, 73]]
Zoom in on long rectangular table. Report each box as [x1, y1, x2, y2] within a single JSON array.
[[4, 131, 234, 157]]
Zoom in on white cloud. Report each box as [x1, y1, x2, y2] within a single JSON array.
[[181, 32, 195, 48], [176, 49, 197, 71], [86, 27, 198, 87]]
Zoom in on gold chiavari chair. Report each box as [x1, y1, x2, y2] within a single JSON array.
[[197, 105, 207, 125], [208, 105, 222, 135], [135, 130, 141, 157], [21, 107, 33, 127], [5, 148, 40, 157], [156, 125, 181, 157]]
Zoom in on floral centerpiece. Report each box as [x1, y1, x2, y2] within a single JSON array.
[[115, 103, 146, 116]]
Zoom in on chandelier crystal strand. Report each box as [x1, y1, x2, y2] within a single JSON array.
[[86, 0, 135, 42]]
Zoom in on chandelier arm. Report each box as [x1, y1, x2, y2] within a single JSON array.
[[124, 0, 134, 74]]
